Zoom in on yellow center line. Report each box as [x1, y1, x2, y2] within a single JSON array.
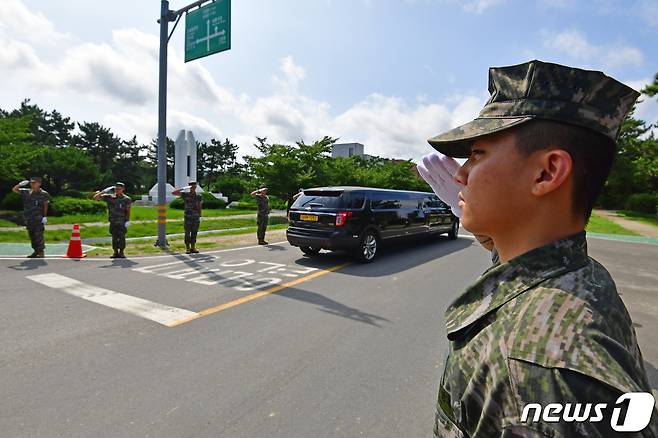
[[166, 262, 350, 327]]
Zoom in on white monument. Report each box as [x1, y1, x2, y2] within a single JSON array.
[[142, 129, 228, 204], [174, 130, 204, 191]]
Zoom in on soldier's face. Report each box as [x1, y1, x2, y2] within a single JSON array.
[[30, 181, 41, 190], [454, 131, 536, 236], [115, 187, 124, 195]]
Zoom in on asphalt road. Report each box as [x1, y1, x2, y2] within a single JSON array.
[[1, 233, 656, 437]]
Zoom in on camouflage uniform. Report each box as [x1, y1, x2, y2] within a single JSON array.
[[426, 61, 657, 437], [101, 194, 131, 251], [180, 192, 202, 247], [19, 188, 49, 252], [255, 195, 270, 242], [435, 232, 658, 437]]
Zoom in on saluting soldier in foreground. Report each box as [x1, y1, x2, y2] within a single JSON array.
[[172, 181, 203, 254], [12, 177, 49, 258], [250, 187, 270, 245], [418, 60, 657, 437], [93, 182, 131, 258]]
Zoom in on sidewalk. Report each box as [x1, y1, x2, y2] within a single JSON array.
[[0, 210, 286, 232], [594, 209, 658, 238]]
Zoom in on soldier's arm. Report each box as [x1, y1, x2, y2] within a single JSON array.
[[93, 191, 104, 201], [250, 189, 261, 197], [43, 200, 48, 217], [198, 199, 203, 216], [12, 180, 30, 193], [172, 188, 182, 196]]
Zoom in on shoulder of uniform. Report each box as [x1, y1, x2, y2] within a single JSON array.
[[41, 190, 50, 196], [124, 195, 132, 200]]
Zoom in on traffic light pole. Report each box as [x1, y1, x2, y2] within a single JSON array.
[[156, 0, 214, 248]]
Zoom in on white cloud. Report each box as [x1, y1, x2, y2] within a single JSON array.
[[543, 29, 644, 69], [0, 0, 70, 45]]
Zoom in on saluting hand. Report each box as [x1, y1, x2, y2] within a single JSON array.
[[41, 217, 47, 225], [19, 180, 30, 187], [417, 152, 462, 218]]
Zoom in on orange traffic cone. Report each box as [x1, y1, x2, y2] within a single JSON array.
[[64, 224, 86, 258]]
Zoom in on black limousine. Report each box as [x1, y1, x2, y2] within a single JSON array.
[[286, 187, 459, 262]]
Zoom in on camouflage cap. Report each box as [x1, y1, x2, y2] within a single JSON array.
[[29, 176, 42, 182], [115, 182, 125, 187], [428, 60, 640, 158], [189, 181, 197, 185]]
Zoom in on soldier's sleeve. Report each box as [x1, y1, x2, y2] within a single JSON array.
[[19, 188, 29, 200], [508, 358, 658, 437]]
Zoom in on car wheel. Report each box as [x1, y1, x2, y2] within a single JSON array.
[[355, 231, 378, 263], [300, 246, 321, 256], [448, 219, 459, 240]]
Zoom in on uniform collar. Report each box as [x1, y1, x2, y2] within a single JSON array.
[[445, 231, 589, 341]]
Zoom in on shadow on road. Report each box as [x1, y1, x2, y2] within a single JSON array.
[[7, 259, 48, 271], [293, 236, 476, 277], [265, 244, 287, 251], [275, 285, 391, 327], [98, 258, 140, 269]]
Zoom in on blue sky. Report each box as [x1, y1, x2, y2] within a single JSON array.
[[1, 0, 657, 160]]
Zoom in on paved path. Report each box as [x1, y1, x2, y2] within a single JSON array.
[[595, 209, 658, 238], [1, 234, 656, 437]]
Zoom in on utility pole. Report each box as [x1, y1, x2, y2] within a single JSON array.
[[155, 0, 219, 248], [156, 0, 172, 248]]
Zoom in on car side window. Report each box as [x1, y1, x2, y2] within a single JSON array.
[[370, 192, 401, 210]]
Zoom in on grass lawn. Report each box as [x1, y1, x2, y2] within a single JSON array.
[[615, 210, 658, 228], [586, 213, 640, 236], [0, 216, 289, 243], [0, 218, 17, 227], [44, 206, 257, 225]]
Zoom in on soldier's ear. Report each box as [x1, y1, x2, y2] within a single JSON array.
[[530, 149, 572, 197]]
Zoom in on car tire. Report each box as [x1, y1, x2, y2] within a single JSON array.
[[300, 246, 321, 256], [448, 219, 459, 240], [355, 231, 379, 263]]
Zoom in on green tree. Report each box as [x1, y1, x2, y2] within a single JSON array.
[[8, 99, 74, 147], [244, 136, 336, 207], [25, 147, 99, 195]]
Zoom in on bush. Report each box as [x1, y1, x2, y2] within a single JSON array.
[[59, 189, 92, 199], [625, 193, 657, 214], [170, 191, 227, 210], [0, 192, 22, 211], [49, 196, 107, 217]]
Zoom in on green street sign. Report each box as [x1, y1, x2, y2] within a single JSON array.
[[185, 0, 231, 62]]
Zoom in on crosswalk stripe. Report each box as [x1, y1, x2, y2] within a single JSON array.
[[26, 273, 200, 327]]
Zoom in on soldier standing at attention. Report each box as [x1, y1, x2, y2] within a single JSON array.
[[93, 182, 131, 259], [250, 187, 270, 245], [172, 181, 202, 254], [418, 60, 657, 437], [12, 177, 49, 258]]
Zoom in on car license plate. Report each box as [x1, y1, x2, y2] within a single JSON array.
[[300, 214, 318, 222]]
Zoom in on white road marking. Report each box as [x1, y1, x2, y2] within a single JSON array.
[[26, 273, 199, 327]]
